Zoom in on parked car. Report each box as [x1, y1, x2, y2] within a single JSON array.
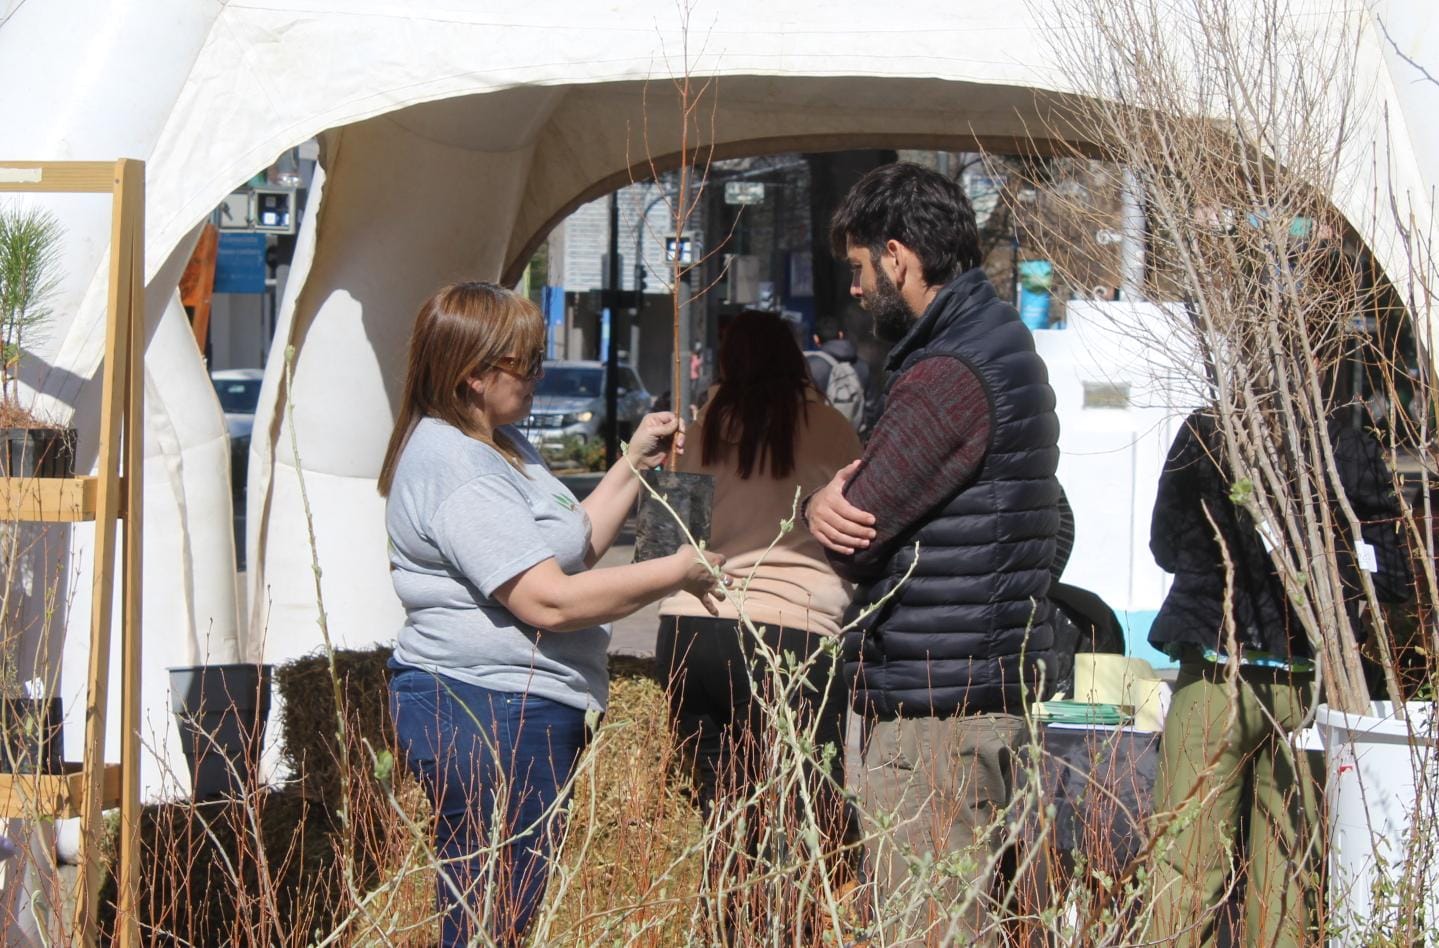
[[211, 368, 264, 569], [522, 361, 652, 457], [212, 368, 264, 440], [211, 368, 263, 497]]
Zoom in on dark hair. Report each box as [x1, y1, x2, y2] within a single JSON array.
[[813, 315, 844, 343], [701, 309, 812, 479], [829, 161, 981, 285]]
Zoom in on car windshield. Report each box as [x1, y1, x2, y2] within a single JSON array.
[[213, 378, 263, 414], [536, 366, 602, 398]]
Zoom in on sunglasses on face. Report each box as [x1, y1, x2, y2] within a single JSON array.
[[490, 350, 545, 381]]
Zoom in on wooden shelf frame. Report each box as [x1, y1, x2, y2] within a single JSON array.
[[0, 764, 123, 820], [0, 476, 100, 522], [1, 159, 144, 948]]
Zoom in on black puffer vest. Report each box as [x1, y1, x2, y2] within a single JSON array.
[[844, 269, 1061, 719]]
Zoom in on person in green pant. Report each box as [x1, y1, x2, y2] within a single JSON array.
[[1144, 408, 1410, 947]]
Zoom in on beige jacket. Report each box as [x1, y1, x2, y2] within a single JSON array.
[[658, 391, 861, 636]]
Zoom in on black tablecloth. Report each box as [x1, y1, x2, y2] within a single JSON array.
[[1020, 725, 1160, 877]]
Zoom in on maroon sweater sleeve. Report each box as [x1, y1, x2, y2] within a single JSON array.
[[828, 355, 991, 581]]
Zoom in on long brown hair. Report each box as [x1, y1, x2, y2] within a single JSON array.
[[377, 281, 545, 496], [701, 310, 812, 479]]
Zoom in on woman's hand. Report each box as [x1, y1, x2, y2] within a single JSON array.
[[625, 412, 684, 471], [670, 547, 730, 616]]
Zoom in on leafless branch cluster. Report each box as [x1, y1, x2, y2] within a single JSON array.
[[1037, 0, 1411, 714]]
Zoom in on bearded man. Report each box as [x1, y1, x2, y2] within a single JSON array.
[[803, 161, 1061, 943]]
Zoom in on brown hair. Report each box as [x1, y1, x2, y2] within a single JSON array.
[[701, 309, 811, 479], [377, 281, 545, 496]]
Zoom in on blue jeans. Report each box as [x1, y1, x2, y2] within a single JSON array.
[[389, 666, 589, 947]]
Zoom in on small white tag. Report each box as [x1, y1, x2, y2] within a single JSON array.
[[1356, 540, 1378, 573], [1255, 518, 1280, 553]]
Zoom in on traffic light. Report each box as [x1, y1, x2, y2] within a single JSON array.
[[633, 264, 648, 311]]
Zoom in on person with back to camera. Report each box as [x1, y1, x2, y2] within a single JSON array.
[[806, 315, 871, 433], [655, 308, 864, 937], [378, 281, 726, 948], [1145, 406, 1409, 947]]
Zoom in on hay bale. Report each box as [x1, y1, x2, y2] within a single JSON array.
[[549, 653, 707, 943], [274, 649, 664, 809], [275, 646, 394, 807]]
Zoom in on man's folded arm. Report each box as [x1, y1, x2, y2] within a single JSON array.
[[827, 355, 991, 581]]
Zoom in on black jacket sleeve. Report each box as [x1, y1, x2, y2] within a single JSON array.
[[1150, 416, 1206, 574], [1332, 425, 1412, 605]]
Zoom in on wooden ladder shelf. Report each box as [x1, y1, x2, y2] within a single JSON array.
[[0, 159, 144, 948]]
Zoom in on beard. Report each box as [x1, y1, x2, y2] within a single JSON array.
[[866, 266, 914, 344]]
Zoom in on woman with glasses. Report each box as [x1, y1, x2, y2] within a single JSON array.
[[379, 282, 726, 947]]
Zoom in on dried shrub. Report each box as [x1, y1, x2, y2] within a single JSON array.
[[98, 791, 342, 946]]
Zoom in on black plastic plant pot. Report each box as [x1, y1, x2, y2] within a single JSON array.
[[0, 697, 63, 774], [1, 426, 77, 478], [634, 469, 714, 562], [169, 663, 273, 800]]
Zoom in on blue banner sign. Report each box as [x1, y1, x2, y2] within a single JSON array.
[[214, 232, 267, 294], [542, 285, 565, 358]]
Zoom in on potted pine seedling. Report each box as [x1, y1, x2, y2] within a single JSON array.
[[0, 205, 74, 478]]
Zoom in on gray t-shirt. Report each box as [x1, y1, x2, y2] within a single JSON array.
[[387, 417, 609, 711]]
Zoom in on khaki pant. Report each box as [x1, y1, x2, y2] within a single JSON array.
[[1146, 662, 1323, 948], [853, 711, 1030, 945]]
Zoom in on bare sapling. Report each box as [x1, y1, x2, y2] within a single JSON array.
[[1040, 0, 1390, 715]]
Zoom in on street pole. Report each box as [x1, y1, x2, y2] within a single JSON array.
[[605, 190, 621, 468]]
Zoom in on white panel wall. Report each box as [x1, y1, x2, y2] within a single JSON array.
[[1035, 301, 1206, 666]]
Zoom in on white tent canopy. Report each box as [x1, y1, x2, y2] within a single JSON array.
[[1, 0, 1434, 799]]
